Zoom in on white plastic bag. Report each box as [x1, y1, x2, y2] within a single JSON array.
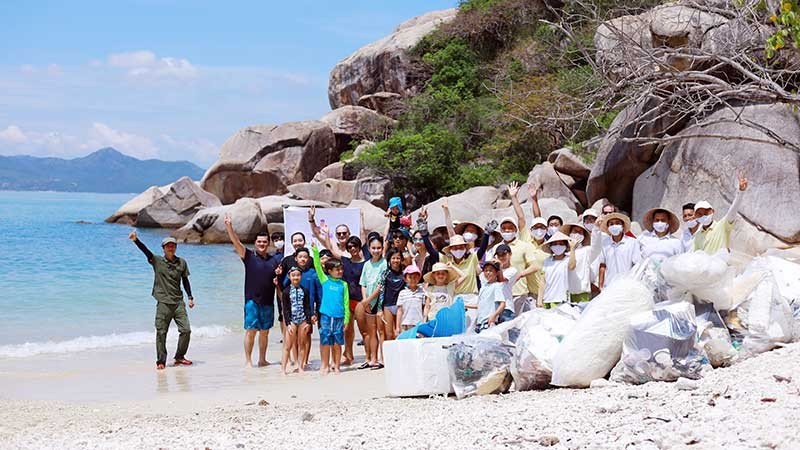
[[510, 309, 572, 391], [551, 278, 654, 387], [660, 251, 728, 292], [738, 273, 794, 355], [746, 255, 800, 306]]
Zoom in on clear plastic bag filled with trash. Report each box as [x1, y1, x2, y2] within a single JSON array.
[[447, 338, 514, 399]]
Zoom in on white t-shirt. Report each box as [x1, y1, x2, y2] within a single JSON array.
[[397, 287, 425, 326], [424, 284, 455, 321], [542, 256, 570, 304], [640, 231, 684, 263], [479, 266, 520, 301], [477, 282, 507, 322], [567, 245, 592, 294], [599, 235, 642, 288]]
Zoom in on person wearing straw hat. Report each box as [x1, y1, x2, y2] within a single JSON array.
[[598, 213, 642, 289], [440, 233, 481, 326], [536, 231, 578, 308], [691, 172, 749, 254], [417, 262, 468, 338], [475, 260, 513, 333], [559, 222, 594, 303], [640, 208, 684, 263]]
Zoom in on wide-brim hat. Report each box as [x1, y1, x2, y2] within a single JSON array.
[[454, 221, 484, 242], [598, 212, 631, 235], [423, 262, 459, 284], [541, 231, 572, 254], [442, 234, 469, 255], [559, 223, 591, 247], [642, 207, 680, 235]]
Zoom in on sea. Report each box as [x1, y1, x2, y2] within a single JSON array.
[[0, 190, 245, 359]]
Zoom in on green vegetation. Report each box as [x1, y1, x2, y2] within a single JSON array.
[[353, 0, 610, 203], [767, 1, 800, 58]]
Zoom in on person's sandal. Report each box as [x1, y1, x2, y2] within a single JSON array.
[[370, 363, 384, 370], [357, 361, 371, 370], [174, 358, 193, 366]]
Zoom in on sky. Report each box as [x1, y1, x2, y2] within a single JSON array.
[[0, 0, 457, 167]]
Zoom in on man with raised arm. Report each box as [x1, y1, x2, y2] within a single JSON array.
[[692, 172, 749, 254], [224, 214, 280, 368], [129, 231, 194, 370]]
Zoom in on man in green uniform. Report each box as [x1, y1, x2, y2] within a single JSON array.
[[129, 231, 195, 370]]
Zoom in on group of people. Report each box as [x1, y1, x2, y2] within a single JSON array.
[[130, 172, 749, 373]]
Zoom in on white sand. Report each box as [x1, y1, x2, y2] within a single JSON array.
[[2, 337, 799, 449]]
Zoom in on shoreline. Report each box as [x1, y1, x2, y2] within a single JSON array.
[[2, 342, 798, 449]]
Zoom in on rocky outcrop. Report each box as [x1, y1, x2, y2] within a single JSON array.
[[201, 121, 338, 204], [136, 177, 221, 228], [355, 176, 392, 209], [105, 184, 170, 224], [328, 9, 457, 109], [288, 179, 356, 206], [320, 106, 396, 141], [171, 198, 267, 244], [633, 103, 800, 254], [256, 195, 331, 224], [412, 186, 503, 230], [348, 199, 387, 233], [526, 162, 583, 212], [358, 92, 407, 119]]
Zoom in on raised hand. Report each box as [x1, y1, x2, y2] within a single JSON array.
[[441, 198, 449, 210], [419, 207, 428, 221], [507, 181, 520, 198], [528, 183, 541, 199], [223, 214, 232, 227], [308, 205, 316, 222], [737, 171, 748, 191], [485, 219, 498, 233], [319, 222, 330, 238], [569, 237, 579, 250], [128, 230, 137, 241]]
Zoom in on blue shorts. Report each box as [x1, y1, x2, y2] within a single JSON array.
[[319, 314, 344, 346], [244, 300, 274, 330]]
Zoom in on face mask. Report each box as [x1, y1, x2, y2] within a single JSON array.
[[608, 224, 624, 236], [501, 232, 516, 242], [273, 240, 284, 249], [550, 244, 567, 256], [584, 222, 595, 232], [532, 229, 546, 240], [548, 226, 559, 236], [451, 249, 467, 259], [686, 219, 698, 228], [462, 232, 478, 243], [698, 215, 713, 226], [570, 232, 584, 244], [653, 222, 669, 233]]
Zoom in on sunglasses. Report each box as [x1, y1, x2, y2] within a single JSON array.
[[336, 231, 349, 237], [413, 238, 423, 243]]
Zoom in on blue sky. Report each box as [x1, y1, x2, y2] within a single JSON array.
[[0, 0, 456, 166]]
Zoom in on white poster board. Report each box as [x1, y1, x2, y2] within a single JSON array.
[[283, 206, 361, 257]]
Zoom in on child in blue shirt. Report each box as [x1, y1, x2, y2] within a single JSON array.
[[312, 242, 351, 375]]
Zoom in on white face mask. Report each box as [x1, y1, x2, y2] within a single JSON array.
[[462, 232, 478, 243], [608, 224, 624, 236], [274, 240, 284, 249], [550, 244, 567, 256], [501, 232, 516, 242], [653, 221, 669, 233], [532, 228, 546, 240], [547, 226, 559, 236], [450, 249, 467, 259], [584, 222, 595, 232], [686, 219, 698, 228], [698, 215, 713, 226], [570, 232, 584, 244]]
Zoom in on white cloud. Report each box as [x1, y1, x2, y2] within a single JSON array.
[[105, 50, 198, 80], [159, 134, 218, 165], [46, 64, 62, 76], [0, 125, 28, 144], [87, 122, 158, 159]]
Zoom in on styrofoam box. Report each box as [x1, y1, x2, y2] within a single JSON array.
[[384, 336, 463, 397]]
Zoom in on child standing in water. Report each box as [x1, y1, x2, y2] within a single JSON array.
[[280, 267, 314, 374], [311, 241, 350, 375]]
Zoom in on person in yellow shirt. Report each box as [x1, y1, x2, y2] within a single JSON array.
[[691, 172, 748, 254]]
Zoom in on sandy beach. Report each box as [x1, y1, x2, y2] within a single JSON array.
[[2, 332, 798, 449]]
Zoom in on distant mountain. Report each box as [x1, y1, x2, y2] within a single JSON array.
[[0, 148, 206, 193]]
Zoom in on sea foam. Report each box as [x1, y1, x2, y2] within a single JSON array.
[[0, 325, 231, 358]]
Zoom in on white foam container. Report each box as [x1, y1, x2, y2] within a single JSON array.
[[384, 336, 462, 397]]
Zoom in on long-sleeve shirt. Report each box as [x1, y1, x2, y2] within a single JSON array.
[[420, 221, 489, 295], [134, 238, 192, 304], [283, 266, 321, 316], [312, 246, 350, 323]]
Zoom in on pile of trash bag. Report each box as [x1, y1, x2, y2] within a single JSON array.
[[447, 338, 514, 399]]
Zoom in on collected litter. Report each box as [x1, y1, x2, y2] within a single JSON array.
[[447, 338, 513, 399]]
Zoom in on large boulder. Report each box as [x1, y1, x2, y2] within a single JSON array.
[[476, 198, 579, 232], [328, 9, 457, 109], [348, 199, 387, 233], [355, 176, 392, 209], [201, 121, 338, 204], [287, 179, 357, 206], [586, 100, 687, 213], [633, 103, 800, 254], [171, 198, 267, 244], [320, 106, 396, 146], [526, 162, 583, 212], [256, 195, 331, 224], [135, 177, 221, 228], [105, 184, 169, 224], [548, 148, 591, 179], [357, 92, 407, 119], [410, 186, 503, 230]]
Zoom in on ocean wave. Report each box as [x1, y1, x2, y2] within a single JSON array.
[[0, 325, 231, 358]]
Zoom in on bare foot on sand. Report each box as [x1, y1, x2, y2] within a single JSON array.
[[332, 366, 341, 374], [257, 360, 270, 367], [245, 361, 253, 368], [321, 366, 330, 376], [341, 357, 353, 366]]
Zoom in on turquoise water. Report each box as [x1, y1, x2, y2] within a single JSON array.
[[0, 191, 246, 356]]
